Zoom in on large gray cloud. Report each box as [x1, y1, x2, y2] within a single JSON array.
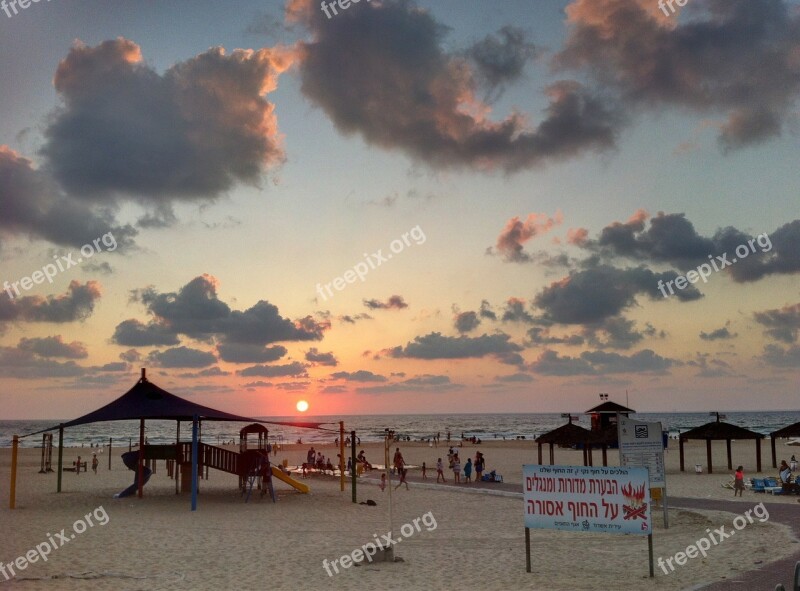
[[529, 348, 676, 375], [754, 303, 800, 343], [18, 336, 88, 359], [147, 346, 217, 368], [1, 281, 102, 325], [386, 331, 523, 360], [556, 0, 800, 150], [41, 38, 292, 202], [289, 0, 621, 172]]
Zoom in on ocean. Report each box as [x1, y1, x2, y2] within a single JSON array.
[[3, 411, 800, 449]]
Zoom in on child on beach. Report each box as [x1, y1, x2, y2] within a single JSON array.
[[421, 461, 427, 479], [436, 458, 445, 482], [395, 468, 409, 490], [453, 455, 461, 483], [92, 453, 98, 474], [464, 458, 472, 482], [379, 473, 386, 492], [734, 465, 744, 497]]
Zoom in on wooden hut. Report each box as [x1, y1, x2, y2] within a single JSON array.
[[679, 415, 763, 474], [535, 419, 607, 466]]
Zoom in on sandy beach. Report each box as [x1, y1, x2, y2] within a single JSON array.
[[1, 437, 797, 591]]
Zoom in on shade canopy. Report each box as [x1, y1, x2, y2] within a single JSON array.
[[680, 421, 763, 441], [23, 369, 333, 437], [536, 422, 596, 445], [770, 421, 800, 439], [584, 401, 635, 415]]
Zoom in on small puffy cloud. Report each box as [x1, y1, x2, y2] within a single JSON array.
[[1, 281, 102, 325], [217, 343, 288, 363], [330, 370, 387, 382], [363, 295, 408, 310], [0, 346, 87, 379], [492, 212, 563, 262], [495, 373, 535, 383], [357, 374, 463, 395], [699, 324, 738, 341], [237, 361, 308, 377], [529, 348, 676, 375], [759, 344, 800, 368], [754, 303, 800, 343], [454, 311, 480, 334], [386, 332, 523, 360], [178, 366, 232, 378], [339, 313, 373, 324], [305, 348, 338, 366], [18, 335, 88, 359], [501, 298, 534, 324], [147, 346, 217, 368], [112, 319, 180, 346], [479, 300, 497, 321]]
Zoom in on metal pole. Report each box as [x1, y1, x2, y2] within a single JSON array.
[[108, 437, 112, 470], [525, 527, 531, 572], [191, 415, 198, 511], [385, 430, 394, 562], [10, 435, 19, 509], [137, 418, 145, 498], [648, 534, 654, 577], [350, 430, 357, 503], [663, 484, 669, 529], [339, 421, 345, 492], [57, 424, 64, 493]]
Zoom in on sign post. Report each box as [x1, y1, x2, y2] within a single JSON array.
[[523, 464, 653, 577], [618, 416, 668, 529]]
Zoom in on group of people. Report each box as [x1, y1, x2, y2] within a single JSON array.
[[733, 455, 800, 497], [431, 449, 485, 484]]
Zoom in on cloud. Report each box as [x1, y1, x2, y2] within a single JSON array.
[[386, 331, 523, 360], [533, 264, 701, 325], [495, 373, 535, 383], [501, 298, 534, 324], [492, 212, 563, 262], [363, 295, 408, 310], [699, 324, 738, 341], [556, 0, 800, 150], [754, 303, 800, 343], [356, 374, 463, 394], [237, 361, 308, 377], [338, 313, 373, 324], [17, 336, 88, 359], [113, 275, 327, 348], [330, 370, 387, 382], [216, 343, 288, 363], [529, 348, 676, 375], [479, 299, 497, 321], [305, 347, 338, 366], [1, 281, 102, 325], [759, 344, 800, 368], [0, 146, 138, 250], [41, 38, 295, 202], [526, 327, 585, 346], [466, 26, 538, 98], [178, 366, 232, 378], [583, 317, 659, 350], [290, 0, 621, 172], [147, 346, 217, 368], [454, 310, 480, 333], [0, 346, 87, 379]]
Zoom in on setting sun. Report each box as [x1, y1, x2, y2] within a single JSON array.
[[296, 400, 309, 413]]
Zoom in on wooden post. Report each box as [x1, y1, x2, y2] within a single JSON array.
[[339, 421, 345, 492], [537, 443, 542, 464], [756, 438, 762, 473], [679, 436, 685, 472], [706, 439, 713, 474], [351, 431, 357, 503], [108, 437, 112, 470], [582, 445, 587, 466], [57, 424, 64, 492], [549, 443, 554, 465], [191, 415, 198, 511], [10, 435, 19, 509], [137, 418, 145, 498], [587, 444, 593, 466], [771, 435, 777, 469], [602, 445, 608, 467], [175, 421, 180, 495], [726, 439, 732, 470]]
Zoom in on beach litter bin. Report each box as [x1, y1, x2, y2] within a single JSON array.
[[695, 464, 703, 474]]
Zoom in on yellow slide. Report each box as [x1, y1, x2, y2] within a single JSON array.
[[271, 466, 310, 494]]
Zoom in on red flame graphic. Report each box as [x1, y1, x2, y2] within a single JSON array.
[[621, 482, 646, 504]]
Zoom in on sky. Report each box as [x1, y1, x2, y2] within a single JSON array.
[[0, 0, 798, 419]]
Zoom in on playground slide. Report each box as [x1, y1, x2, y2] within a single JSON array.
[[115, 451, 153, 498], [271, 466, 310, 494]]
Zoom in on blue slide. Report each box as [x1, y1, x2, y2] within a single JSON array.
[[115, 451, 153, 498]]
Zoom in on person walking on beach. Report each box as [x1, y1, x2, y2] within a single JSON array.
[[395, 468, 409, 490], [92, 453, 98, 474], [380, 473, 386, 492], [734, 466, 745, 497], [76, 455, 81, 475], [436, 458, 446, 482], [393, 447, 405, 475], [464, 458, 472, 482], [453, 455, 461, 483], [421, 461, 427, 480]]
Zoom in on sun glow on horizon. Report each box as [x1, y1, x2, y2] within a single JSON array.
[[296, 400, 309, 412]]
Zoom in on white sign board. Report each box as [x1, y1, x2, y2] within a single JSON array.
[[523, 464, 652, 535], [618, 417, 665, 487]]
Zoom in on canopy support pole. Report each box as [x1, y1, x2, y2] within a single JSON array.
[[10, 435, 19, 509], [191, 415, 198, 511], [57, 424, 64, 492], [137, 418, 145, 498]]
